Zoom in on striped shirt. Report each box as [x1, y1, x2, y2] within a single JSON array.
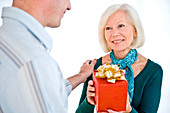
[[0, 7, 72, 113]]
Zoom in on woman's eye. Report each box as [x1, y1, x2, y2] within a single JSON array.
[[118, 24, 125, 28], [106, 27, 111, 30]]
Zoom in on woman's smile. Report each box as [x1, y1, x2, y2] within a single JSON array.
[[112, 39, 124, 44]]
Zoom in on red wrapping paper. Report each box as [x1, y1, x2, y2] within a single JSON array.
[[93, 70, 128, 112]]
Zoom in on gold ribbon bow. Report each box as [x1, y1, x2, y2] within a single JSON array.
[[95, 63, 126, 83]]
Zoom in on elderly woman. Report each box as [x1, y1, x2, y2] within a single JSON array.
[[76, 4, 163, 113]]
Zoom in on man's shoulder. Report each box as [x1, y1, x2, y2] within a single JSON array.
[[0, 28, 46, 64]]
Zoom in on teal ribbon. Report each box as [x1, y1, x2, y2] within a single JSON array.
[[110, 49, 138, 102]]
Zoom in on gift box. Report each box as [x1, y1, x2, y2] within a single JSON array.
[[93, 70, 128, 112]]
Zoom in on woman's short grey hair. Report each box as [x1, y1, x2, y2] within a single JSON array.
[[98, 4, 145, 52]]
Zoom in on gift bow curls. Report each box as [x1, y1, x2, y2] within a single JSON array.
[[95, 63, 126, 83]]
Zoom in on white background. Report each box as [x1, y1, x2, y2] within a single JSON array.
[[0, 0, 170, 113]]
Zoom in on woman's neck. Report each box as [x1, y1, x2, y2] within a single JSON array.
[[113, 49, 131, 59]]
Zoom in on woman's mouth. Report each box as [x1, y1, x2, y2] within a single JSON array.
[[112, 39, 124, 44]]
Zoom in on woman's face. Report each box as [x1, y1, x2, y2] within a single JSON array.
[[104, 10, 137, 52]]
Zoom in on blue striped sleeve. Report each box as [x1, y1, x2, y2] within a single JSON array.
[[65, 79, 72, 96]]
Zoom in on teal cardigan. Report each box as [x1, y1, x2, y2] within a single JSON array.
[[76, 57, 163, 113]]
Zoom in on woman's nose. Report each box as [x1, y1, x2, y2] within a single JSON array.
[[111, 29, 119, 37]]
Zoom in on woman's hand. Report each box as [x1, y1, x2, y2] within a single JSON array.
[[97, 110, 123, 113], [125, 94, 132, 113], [86, 80, 95, 105]]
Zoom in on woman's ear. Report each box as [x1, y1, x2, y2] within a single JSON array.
[[133, 27, 137, 38]]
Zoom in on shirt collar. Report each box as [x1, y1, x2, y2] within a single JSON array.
[[2, 7, 52, 52]]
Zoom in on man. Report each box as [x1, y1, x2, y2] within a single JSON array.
[[0, 0, 96, 113]]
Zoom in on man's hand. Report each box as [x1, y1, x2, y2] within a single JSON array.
[[67, 59, 97, 90], [79, 59, 97, 83]]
